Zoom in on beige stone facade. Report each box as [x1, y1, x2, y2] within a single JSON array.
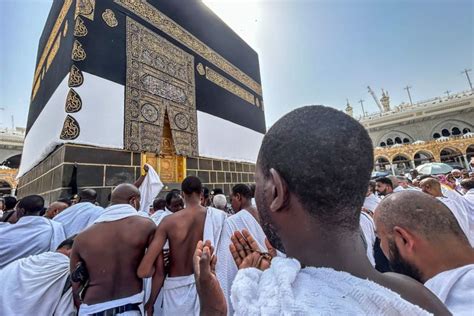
[[357, 90, 474, 174]]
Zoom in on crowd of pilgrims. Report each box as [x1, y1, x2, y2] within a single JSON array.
[[0, 105, 473, 316]]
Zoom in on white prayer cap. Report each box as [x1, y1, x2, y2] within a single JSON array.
[[213, 194, 227, 210], [451, 169, 461, 174]]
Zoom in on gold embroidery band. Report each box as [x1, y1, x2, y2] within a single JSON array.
[[114, 0, 262, 97], [46, 35, 61, 72], [31, 0, 73, 98], [205, 66, 255, 106]]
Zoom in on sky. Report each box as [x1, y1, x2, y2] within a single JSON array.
[[0, 0, 473, 129]]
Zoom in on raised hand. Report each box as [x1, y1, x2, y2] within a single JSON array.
[[193, 240, 227, 316], [229, 229, 275, 270]]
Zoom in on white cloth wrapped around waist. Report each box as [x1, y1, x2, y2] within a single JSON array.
[[0, 251, 74, 315], [162, 275, 199, 316], [79, 291, 144, 315]]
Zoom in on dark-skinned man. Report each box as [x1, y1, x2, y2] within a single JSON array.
[[137, 176, 226, 315], [71, 183, 156, 315], [193, 105, 449, 315], [0, 195, 65, 268], [44, 200, 69, 219], [375, 191, 474, 314], [54, 188, 103, 237], [216, 183, 268, 314]]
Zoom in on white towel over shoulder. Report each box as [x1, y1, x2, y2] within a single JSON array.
[[94, 204, 140, 223], [0, 216, 66, 268], [162, 207, 226, 316], [53, 202, 103, 237], [0, 251, 75, 315], [425, 264, 474, 315], [231, 257, 431, 315], [216, 209, 267, 315]]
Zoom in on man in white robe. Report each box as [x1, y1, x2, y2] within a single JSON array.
[[374, 190, 474, 315], [193, 106, 448, 315], [360, 211, 376, 266], [0, 195, 65, 268], [53, 189, 103, 237], [137, 176, 225, 316], [420, 177, 474, 246], [216, 184, 267, 315], [0, 236, 77, 315]]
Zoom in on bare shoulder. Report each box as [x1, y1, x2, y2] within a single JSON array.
[[131, 216, 156, 232], [378, 272, 450, 315]]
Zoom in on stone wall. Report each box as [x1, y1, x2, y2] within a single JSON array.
[[17, 144, 256, 206], [17, 144, 141, 206], [186, 157, 255, 195]]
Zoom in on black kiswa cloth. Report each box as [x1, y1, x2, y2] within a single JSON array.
[[72, 261, 90, 301]]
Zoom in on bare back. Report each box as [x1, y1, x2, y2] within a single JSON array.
[[162, 206, 207, 276], [71, 216, 155, 305]]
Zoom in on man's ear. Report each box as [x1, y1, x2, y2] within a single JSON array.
[[393, 226, 416, 255], [268, 168, 290, 213]]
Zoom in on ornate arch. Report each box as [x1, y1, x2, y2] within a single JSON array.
[[390, 153, 411, 163], [376, 130, 414, 146], [430, 119, 473, 138], [412, 149, 435, 160]]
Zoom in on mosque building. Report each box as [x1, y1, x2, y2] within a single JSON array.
[[346, 88, 474, 175]]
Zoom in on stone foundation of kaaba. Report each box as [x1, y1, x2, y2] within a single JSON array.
[[17, 144, 255, 206]]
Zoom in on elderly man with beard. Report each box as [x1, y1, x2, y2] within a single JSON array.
[[374, 190, 474, 315], [193, 105, 449, 315]]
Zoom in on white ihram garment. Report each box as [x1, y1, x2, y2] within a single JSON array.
[[138, 164, 164, 213], [363, 193, 380, 212], [53, 202, 103, 237], [231, 257, 430, 315], [216, 209, 267, 315], [0, 251, 75, 315], [438, 197, 474, 246], [360, 212, 376, 267], [425, 264, 474, 315], [0, 216, 65, 268], [162, 207, 226, 316]]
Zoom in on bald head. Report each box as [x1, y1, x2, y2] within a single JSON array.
[[111, 184, 141, 210], [44, 201, 69, 219], [79, 189, 97, 203], [419, 177, 442, 197], [375, 191, 468, 243]]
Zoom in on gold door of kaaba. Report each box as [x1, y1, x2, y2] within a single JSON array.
[[125, 17, 197, 182]]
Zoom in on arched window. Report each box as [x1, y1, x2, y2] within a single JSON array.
[[463, 128, 471, 134], [433, 133, 441, 139], [380, 142, 386, 147], [451, 127, 461, 136], [387, 138, 394, 146], [403, 138, 410, 143], [394, 137, 402, 144], [441, 129, 450, 137]]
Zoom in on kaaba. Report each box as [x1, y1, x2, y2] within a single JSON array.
[[17, 0, 266, 206]]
